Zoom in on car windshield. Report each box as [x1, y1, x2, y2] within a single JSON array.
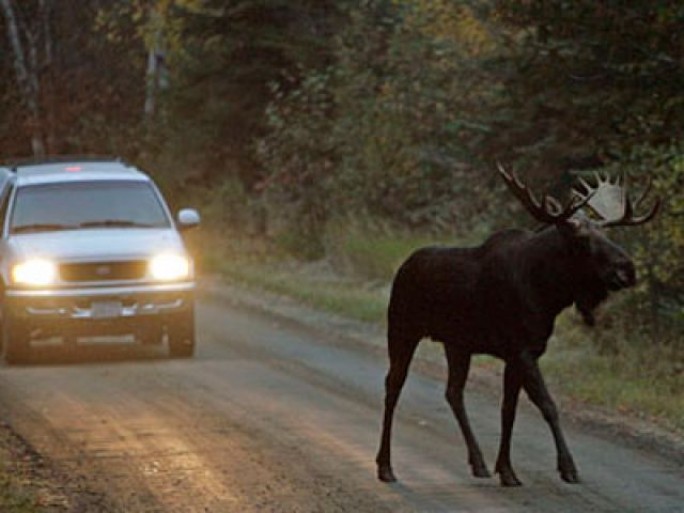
[[9, 181, 171, 234]]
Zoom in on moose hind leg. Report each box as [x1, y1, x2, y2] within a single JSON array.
[[376, 332, 420, 483], [495, 361, 524, 486], [443, 345, 490, 478]]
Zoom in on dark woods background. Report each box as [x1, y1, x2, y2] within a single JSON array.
[[1, 1, 682, 352]]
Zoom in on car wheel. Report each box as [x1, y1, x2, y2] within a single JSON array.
[[168, 305, 195, 358], [3, 310, 30, 365]]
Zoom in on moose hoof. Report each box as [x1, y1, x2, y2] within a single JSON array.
[[377, 465, 397, 483], [471, 462, 491, 478], [498, 469, 522, 487], [558, 457, 580, 484], [560, 468, 580, 484]]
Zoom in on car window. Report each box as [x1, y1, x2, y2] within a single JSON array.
[[9, 180, 172, 234]]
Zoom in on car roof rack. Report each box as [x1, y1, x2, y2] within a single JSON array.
[[4, 155, 126, 172]]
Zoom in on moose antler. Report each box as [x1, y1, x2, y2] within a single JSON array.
[[572, 172, 661, 227], [497, 163, 592, 224]]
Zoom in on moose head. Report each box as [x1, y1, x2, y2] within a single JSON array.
[[497, 164, 661, 325]]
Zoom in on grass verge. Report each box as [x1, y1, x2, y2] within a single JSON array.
[[210, 258, 388, 324], [0, 423, 65, 512], [544, 315, 683, 433]]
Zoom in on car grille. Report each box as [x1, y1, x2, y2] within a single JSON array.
[[60, 261, 148, 282]]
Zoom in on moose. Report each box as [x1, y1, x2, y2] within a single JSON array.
[[376, 165, 660, 486]]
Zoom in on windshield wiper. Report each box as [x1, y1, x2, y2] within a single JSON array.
[[12, 223, 75, 233], [79, 220, 155, 228]]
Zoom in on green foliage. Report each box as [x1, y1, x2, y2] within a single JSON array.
[[489, 1, 684, 177], [257, 0, 501, 237], [256, 67, 337, 251], [141, 0, 346, 188], [596, 143, 684, 340]]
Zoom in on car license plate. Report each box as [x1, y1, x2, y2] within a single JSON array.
[[91, 301, 122, 319]]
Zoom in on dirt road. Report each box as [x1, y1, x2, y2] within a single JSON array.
[[0, 285, 682, 512]]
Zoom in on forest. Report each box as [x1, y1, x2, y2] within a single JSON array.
[[1, 1, 682, 392]]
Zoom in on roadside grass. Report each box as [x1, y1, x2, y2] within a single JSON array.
[[200, 225, 683, 435], [323, 218, 448, 282], [0, 475, 36, 513], [544, 315, 684, 432], [200, 229, 390, 323], [219, 259, 388, 323], [0, 431, 45, 513]]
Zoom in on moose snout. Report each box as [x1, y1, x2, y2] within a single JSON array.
[[607, 261, 636, 290]]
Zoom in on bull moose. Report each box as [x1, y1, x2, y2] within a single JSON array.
[[376, 165, 660, 486]]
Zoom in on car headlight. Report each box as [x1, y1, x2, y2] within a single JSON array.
[[149, 254, 190, 281], [12, 258, 57, 286]]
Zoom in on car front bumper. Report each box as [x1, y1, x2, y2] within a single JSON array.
[[4, 282, 194, 321]]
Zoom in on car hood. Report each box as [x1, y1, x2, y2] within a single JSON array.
[[6, 228, 186, 262]]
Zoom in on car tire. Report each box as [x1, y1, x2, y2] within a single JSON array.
[[168, 304, 195, 358], [3, 309, 30, 365]]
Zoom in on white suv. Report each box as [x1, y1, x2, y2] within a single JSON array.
[[0, 158, 199, 364]]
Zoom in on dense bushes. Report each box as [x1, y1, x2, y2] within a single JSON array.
[[257, 2, 502, 235]]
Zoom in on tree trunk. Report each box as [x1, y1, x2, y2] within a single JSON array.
[[39, 0, 56, 153], [144, 5, 169, 119], [0, 0, 48, 156]]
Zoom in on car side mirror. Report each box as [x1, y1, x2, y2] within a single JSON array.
[[177, 208, 200, 230]]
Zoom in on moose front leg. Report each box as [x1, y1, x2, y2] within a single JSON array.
[[519, 352, 579, 484]]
